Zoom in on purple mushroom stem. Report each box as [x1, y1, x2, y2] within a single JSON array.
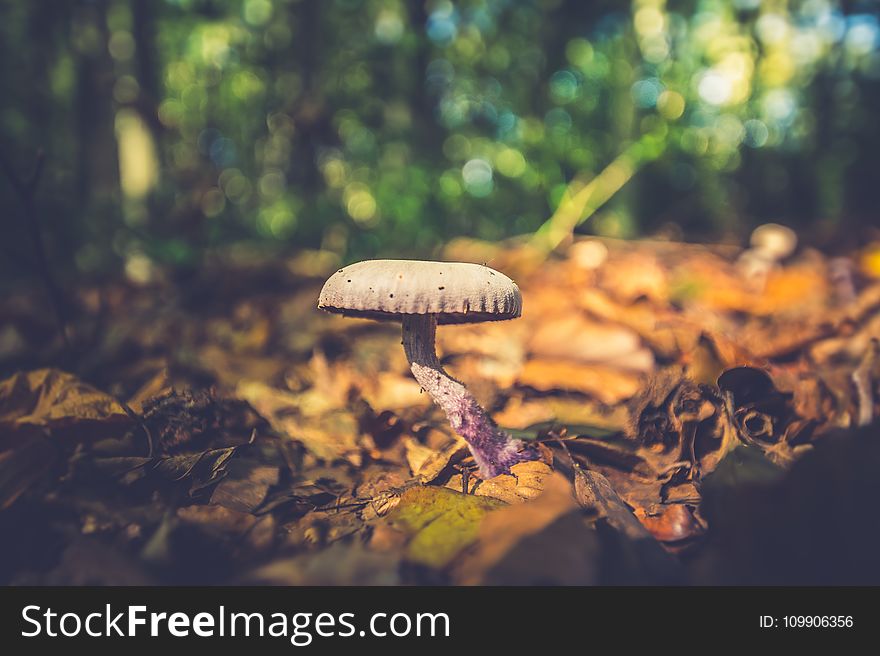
[[401, 313, 542, 478]]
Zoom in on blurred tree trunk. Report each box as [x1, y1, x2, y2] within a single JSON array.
[[73, 0, 119, 207], [130, 0, 164, 152], [131, 0, 159, 105], [127, 0, 165, 230], [409, 1, 434, 141], [25, 1, 58, 149], [293, 0, 322, 194]]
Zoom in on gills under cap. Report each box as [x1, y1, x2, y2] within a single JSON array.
[[318, 259, 522, 324]]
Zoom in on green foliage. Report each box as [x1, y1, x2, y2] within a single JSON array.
[[1, 0, 878, 280]]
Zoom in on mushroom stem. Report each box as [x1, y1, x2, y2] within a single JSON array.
[[402, 314, 541, 478]]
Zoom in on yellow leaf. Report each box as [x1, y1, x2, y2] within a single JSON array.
[[386, 486, 505, 568]]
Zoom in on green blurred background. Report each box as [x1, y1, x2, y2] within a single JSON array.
[[1, 0, 879, 285]]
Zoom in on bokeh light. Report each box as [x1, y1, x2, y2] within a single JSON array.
[[0, 0, 877, 278]]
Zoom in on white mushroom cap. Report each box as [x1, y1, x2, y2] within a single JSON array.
[[750, 223, 797, 260], [318, 259, 522, 324]]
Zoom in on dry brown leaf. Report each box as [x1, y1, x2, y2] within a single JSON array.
[[403, 436, 435, 475], [126, 368, 171, 414], [0, 369, 132, 444], [635, 504, 705, 544], [176, 504, 259, 536], [198, 346, 288, 389], [0, 430, 56, 509], [210, 462, 280, 513], [444, 353, 522, 389], [468, 460, 554, 504], [468, 473, 516, 502], [0, 369, 134, 510], [755, 264, 830, 316], [246, 543, 400, 585], [599, 251, 669, 303], [573, 466, 651, 540], [495, 396, 628, 432], [237, 380, 360, 460], [576, 288, 684, 358], [413, 438, 468, 483], [508, 460, 553, 500], [436, 320, 528, 362], [455, 472, 579, 584], [359, 372, 430, 411], [518, 358, 642, 403], [528, 315, 652, 370]]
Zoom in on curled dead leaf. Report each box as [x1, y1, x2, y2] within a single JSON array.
[[0, 369, 132, 446], [471, 460, 554, 504], [412, 438, 468, 483], [573, 466, 650, 541], [518, 359, 642, 404], [635, 504, 705, 544]]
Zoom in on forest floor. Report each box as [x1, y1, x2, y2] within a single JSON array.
[[2, 235, 880, 585]]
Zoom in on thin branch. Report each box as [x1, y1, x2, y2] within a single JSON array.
[[529, 132, 667, 256]]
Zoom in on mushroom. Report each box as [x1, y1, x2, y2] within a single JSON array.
[[318, 259, 543, 478], [738, 223, 798, 289], [750, 223, 798, 261]]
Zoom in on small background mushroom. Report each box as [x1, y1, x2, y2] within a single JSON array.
[[737, 223, 798, 289]]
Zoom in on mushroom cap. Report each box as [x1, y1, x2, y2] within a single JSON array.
[[318, 259, 522, 324], [750, 223, 797, 260]]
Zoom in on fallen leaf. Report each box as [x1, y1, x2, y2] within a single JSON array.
[[210, 461, 280, 513], [0, 369, 132, 445], [237, 381, 360, 460], [635, 504, 705, 544], [528, 315, 653, 371], [0, 430, 56, 509], [472, 460, 554, 504], [95, 444, 241, 496], [34, 537, 153, 585], [141, 388, 262, 454], [384, 486, 505, 569], [455, 472, 581, 584], [599, 251, 669, 304], [413, 438, 468, 483], [403, 436, 435, 475], [126, 368, 171, 414], [360, 372, 433, 411], [495, 396, 628, 432], [518, 359, 642, 403], [573, 466, 651, 540], [177, 504, 258, 536]]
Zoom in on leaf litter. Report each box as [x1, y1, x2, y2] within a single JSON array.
[[2, 236, 880, 584]]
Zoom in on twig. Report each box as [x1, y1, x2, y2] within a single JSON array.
[[556, 438, 578, 470], [0, 148, 70, 350], [529, 132, 666, 256], [852, 338, 879, 427], [118, 399, 154, 457]]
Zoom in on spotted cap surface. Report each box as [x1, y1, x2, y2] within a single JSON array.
[[318, 259, 522, 324]]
